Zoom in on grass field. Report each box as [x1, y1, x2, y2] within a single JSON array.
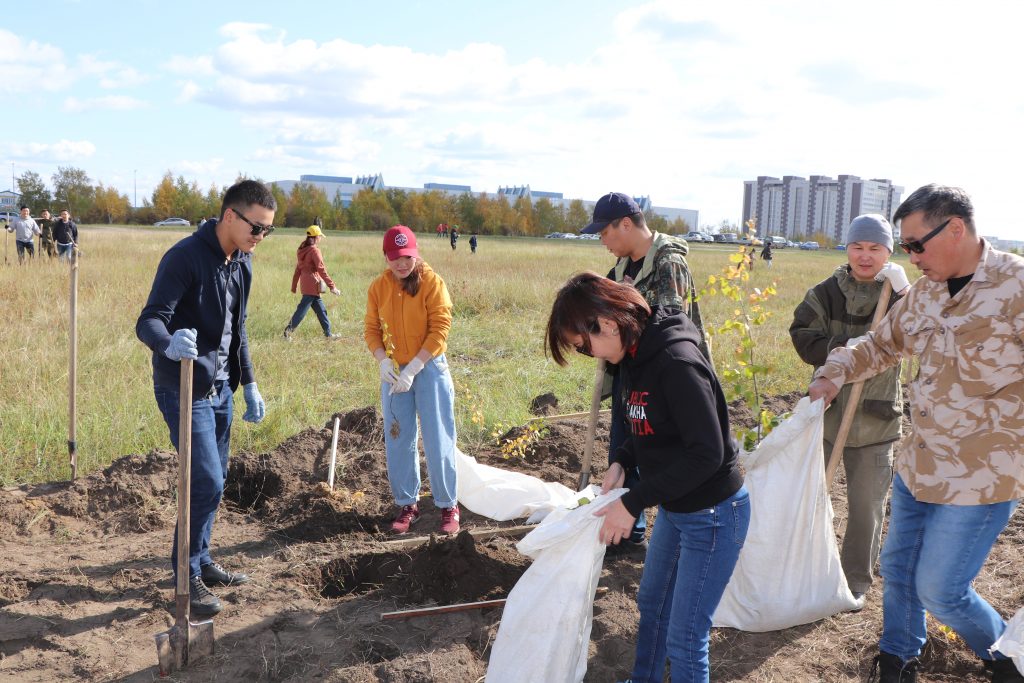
[[0, 227, 906, 485]]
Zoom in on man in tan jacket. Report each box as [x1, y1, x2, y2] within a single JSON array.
[[809, 185, 1024, 683]]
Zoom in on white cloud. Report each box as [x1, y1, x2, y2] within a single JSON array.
[[2, 140, 97, 162], [0, 29, 72, 92], [63, 96, 148, 112]]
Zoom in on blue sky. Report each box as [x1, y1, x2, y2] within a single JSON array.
[[4, 1, 1022, 237]]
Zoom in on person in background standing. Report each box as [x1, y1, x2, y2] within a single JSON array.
[[760, 240, 774, 269], [469, 232, 478, 254], [52, 210, 78, 262], [450, 225, 459, 251], [11, 206, 40, 263], [37, 209, 56, 259]]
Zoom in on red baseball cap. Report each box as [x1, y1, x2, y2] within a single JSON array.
[[383, 225, 418, 260]]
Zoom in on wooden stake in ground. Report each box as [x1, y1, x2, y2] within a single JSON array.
[[68, 248, 79, 479], [155, 359, 215, 674], [577, 359, 606, 491], [327, 416, 340, 490], [825, 279, 894, 489]]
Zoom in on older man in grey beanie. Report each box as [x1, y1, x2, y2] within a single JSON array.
[[789, 214, 910, 608]]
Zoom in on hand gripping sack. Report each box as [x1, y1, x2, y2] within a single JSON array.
[[991, 606, 1024, 675], [456, 448, 578, 523], [713, 397, 858, 631], [486, 487, 625, 683]]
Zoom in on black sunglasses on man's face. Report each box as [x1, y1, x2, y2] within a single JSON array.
[[898, 218, 951, 254], [232, 207, 275, 236]]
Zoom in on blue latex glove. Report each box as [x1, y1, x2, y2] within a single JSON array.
[[164, 328, 198, 361], [242, 383, 266, 423]]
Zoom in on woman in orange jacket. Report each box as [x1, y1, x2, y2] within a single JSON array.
[[285, 225, 341, 340], [364, 225, 460, 535]]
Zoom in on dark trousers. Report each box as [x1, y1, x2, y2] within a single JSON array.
[[154, 379, 233, 579], [288, 294, 332, 336], [16, 240, 34, 262]]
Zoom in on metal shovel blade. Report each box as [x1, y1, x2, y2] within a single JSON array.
[[155, 617, 215, 675]]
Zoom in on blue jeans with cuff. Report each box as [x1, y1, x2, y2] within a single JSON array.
[[154, 378, 233, 580], [630, 487, 750, 683], [381, 354, 458, 508], [879, 474, 1020, 662]]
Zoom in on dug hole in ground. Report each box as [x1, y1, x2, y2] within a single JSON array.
[[1, 396, 1022, 682]]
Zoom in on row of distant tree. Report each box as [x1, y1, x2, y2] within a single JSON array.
[[14, 168, 693, 236]]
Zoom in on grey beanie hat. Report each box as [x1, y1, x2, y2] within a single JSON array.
[[846, 214, 894, 251]]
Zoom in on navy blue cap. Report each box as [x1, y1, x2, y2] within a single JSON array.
[[581, 192, 642, 234]]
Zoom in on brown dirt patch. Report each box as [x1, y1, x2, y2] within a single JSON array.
[[0, 401, 1016, 681]]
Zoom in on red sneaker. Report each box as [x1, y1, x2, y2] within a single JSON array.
[[391, 504, 420, 534], [439, 505, 460, 534]]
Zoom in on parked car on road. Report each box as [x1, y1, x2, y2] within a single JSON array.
[[685, 231, 706, 242], [834, 244, 847, 251], [799, 241, 820, 250], [154, 218, 190, 227], [767, 235, 788, 248]]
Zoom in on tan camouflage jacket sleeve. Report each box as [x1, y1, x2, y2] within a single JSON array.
[[814, 242, 1024, 505]]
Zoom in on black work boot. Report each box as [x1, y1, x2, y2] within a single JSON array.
[[189, 576, 223, 617], [985, 658, 1024, 683], [868, 651, 918, 682], [200, 561, 251, 586]]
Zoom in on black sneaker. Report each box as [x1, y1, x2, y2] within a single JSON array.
[[283, 325, 293, 340], [189, 576, 222, 617], [201, 561, 250, 586], [985, 658, 1024, 683], [868, 652, 918, 682]]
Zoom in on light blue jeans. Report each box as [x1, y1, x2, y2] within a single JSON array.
[[630, 487, 750, 683], [381, 354, 458, 508], [879, 474, 1020, 662]]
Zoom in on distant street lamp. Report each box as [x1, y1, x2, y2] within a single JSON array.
[[134, 169, 137, 209]]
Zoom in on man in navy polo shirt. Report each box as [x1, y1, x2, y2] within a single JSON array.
[[137, 179, 275, 617]]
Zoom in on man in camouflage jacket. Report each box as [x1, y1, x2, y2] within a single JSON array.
[[579, 192, 708, 552], [809, 185, 1024, 682], [790, 214, 907, 602]]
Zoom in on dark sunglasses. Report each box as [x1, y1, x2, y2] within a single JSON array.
[[572, 320, 603, 357], [232, 207, 275, 236], [898, 218, 951, 254]]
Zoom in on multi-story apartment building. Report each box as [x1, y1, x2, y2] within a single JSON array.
[[743, 175, 902, 242]]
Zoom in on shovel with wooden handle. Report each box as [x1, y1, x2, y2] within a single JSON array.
[[825, 279, 893, 490], [155, 359, 215, 674], [577, 359, 607, 491]]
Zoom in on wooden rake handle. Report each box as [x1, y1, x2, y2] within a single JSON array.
[[825, 280, 893, 490], [577, 359, 606, 491]]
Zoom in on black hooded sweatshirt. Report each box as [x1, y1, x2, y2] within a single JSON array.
[[613, 307, 743, 517]]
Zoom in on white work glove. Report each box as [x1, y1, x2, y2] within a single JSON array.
[[391, 357, 426, 394], [242, 383, 266, 423], [163, 328, 198, 361], [378, 357, 400, 385], [875, 262, 910, 293], [330, 287, 341, 296]]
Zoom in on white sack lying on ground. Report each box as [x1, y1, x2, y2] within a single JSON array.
[[992, 606, 1024, 674], [486, 487, 625, 683], [714, 397, 858, 631], [456, 448, 578, 523]]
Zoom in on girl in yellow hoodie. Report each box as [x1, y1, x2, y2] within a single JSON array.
[[364, 225, 460, 535]]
